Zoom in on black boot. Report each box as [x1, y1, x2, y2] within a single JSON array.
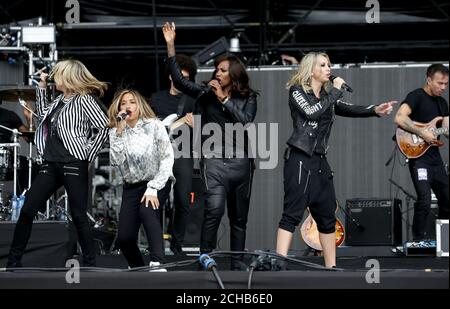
[[271, 258, 288, 271]]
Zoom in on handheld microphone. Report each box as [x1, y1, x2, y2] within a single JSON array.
[[116, 110, 131, 122], [330, 75, 353, 93], [199, 253, 217, 270], [203, 79, 219, 94], [29, 75, 54, 84], [199, 254, 225, 289]]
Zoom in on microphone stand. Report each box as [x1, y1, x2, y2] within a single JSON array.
[[19, 98, 38, 189], [389, 178, 417, 242], [0, 125, 21, 197]]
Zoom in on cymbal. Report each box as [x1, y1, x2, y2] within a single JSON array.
[[0, 85, 35, 102]]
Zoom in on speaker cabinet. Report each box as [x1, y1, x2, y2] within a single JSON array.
[[183, 172, 205, 246], [345, 198, 402, 246]]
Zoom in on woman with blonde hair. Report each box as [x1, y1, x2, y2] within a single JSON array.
[[7, 59, 109, 268], [275, 52, 397, 269], [108, 89, 174, 270]]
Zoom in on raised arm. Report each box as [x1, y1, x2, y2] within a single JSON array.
[[163, 22, 209, 98]]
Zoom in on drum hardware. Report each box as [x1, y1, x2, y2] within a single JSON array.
[[1, 85, 39, 191], [18, 97, 39, 189], [0, 85, 35, 102], [0, 125, 21, 197]]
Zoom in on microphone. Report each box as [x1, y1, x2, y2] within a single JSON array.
[[330, 75, 353, 93], [116, 110, 130, 122], [199, 253, 217, 270], [29, 75, 54, 83], [202, 79, 219, 95], [199, 254, 225, 289]]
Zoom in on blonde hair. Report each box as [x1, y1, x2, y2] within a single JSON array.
[[107, 89, 156, 128], [287, 52, 331, 92], [50, 59, 108, 97]]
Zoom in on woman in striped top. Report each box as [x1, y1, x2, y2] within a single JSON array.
[[7, 60, 109, 268]]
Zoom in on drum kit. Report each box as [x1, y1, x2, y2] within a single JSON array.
[[0, 85, 38, 220]]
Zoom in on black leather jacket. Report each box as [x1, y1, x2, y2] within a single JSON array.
[[168, 56, 257, 157], [287, 84, 379, 156]]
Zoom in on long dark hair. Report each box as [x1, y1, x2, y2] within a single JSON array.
[[211, 54, 256, 98]]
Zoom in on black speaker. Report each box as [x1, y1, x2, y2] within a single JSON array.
[[183, 171, 205, 246], [345, 198, 402, 246]]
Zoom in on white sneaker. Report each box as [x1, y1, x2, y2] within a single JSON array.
[[149, 261, 167, 272]]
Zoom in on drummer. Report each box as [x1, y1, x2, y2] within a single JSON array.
[[0, 105, 31, 143], [1, 103, 35, 188]]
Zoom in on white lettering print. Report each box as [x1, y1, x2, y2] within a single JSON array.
[[417, 168, 428, 181], [307, 120, 318, 129], [293, 90, 323, 115]]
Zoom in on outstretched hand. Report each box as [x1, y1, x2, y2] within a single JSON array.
[[375, 101, 398, 116], [162, 22, 176, 44]]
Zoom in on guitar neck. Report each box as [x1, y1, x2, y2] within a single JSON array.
[[434, 127, 449, 136]]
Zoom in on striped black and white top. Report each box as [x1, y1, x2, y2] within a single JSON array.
[[35, 87, 108, 162]]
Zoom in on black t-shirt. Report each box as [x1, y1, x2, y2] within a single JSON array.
[[43, 101, 79, 163], [150, 90, 194, 119], [150, 90, 195, 153], [0, 107, 23, 143], [402, 88, 449, 165]]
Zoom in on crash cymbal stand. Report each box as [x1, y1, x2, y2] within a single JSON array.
[[19, 98, 38, 189]]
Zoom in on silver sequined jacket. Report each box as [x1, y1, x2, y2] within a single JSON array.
[[109, 118, 174, 196]]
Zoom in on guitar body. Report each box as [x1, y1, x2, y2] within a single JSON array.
[[396, 117, 446, 159], [300, 201, 345, 251]]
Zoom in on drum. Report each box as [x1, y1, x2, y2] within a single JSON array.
[[0, 147, 20, 181]]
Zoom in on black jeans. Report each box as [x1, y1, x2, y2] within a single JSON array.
[[199, 158, 254, 267], [167, 158, 193, 251], [118, 181, 171, 268], [409, 160, 449, 240], [7, 160, 96, 267]]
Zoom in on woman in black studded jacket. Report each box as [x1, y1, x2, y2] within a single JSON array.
[[163, 22, 257, 270], [276, 52, 397, 269]]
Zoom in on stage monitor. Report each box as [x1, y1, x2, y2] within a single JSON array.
[[193, 37, 229, 66]]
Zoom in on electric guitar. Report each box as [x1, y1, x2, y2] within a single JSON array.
[[300, 200, 345, 251], [396, 116, 448, 159], [161, 113, 191, 136]]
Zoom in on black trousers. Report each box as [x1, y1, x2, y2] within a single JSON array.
[[199, 158, 254, 265], [7, 160, 96, 267], [167, 157, 193, 250], [409, 160, 449, 240], [279, 147, 336, 234], [118, 181, 171, 268]]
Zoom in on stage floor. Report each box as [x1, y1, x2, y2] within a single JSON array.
[[1, 255, 448, 289]]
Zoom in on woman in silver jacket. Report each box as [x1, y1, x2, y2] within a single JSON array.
[[108, 89, 174, 270]]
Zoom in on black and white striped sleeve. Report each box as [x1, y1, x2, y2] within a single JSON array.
[[80, 95, 109, 162], [35, 87, 50, 119]]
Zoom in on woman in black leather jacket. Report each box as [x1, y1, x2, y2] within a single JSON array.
[[275, 52, 397, 269], [163, 22, 257, 270]]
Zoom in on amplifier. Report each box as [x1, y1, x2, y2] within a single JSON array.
[[345, 198, 402, 246]]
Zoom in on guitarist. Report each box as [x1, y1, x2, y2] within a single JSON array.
[[150, 54, 197, 255], [394, 64, 449, 241]]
